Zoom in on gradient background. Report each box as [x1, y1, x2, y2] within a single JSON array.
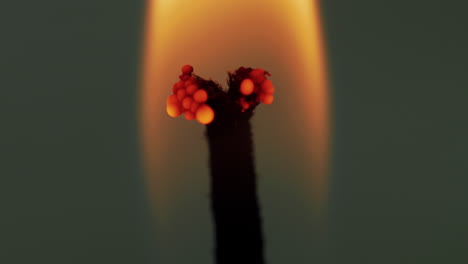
[[2, 0, 468, 264]]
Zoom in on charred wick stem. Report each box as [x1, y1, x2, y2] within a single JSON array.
[[167, 65, 274, 263], [203, 74, 265, 264], [206, 110, 265, 264]]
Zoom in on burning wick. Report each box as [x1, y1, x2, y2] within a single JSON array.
[[166, 65, 275, 264], [166, 65, 275, 124]]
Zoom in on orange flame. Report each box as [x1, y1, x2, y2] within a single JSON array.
[[140, 0, 330, 212]]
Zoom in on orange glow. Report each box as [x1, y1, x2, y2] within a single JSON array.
[[190, 102, 200, 113], [261, 80, 275, 94], [176, 89, 186, 101], [240, 78, 255, 95], [196, 104, 215, 125], [181, 65, 194, 75], [173, 80, 184, 93], [166, 102, 181, 118], [291, 0, 330, 208], [193, 89, 208, 103], [184, 111, 195, 121], [249, 69, 266, 84], [261, 94, 274, 105], [182, 97, 193, 109], [186, 84, 198, 95], [140, 0, 330, 212], [166, 94, 177, 105]]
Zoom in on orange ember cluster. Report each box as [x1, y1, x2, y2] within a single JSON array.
[[166, 65, 275, 124], [166, 65, 214, 125], [238, 68, 275, 111]]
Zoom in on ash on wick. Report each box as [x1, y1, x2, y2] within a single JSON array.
[[166, 65, 276, 264]]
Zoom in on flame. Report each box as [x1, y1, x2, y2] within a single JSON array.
[[140, 0, 330, 212], [291, 0, 330, 208]]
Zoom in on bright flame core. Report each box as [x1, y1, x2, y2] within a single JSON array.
[[140, 0, 330, 210]]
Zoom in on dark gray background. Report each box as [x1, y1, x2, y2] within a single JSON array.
[[1, 1, 155, 263], [2, 0, 467, 263], [322, 1, 468, 263]]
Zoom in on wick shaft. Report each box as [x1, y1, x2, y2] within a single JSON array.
[[206, 113, 265, 264]]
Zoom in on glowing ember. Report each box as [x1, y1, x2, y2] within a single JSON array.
[[240, 78, 255, 95], [261, 79, 275, 94], [193, 89, 208, 103], [184, 110, 195, 121], [186, 84, 198, 95], [249, 68, 267, 84], [165, 65, 276, 124], [195, 104, 215, 125], [181, 64, 194, 75], [260, 94, 274, 105], [182, 97, 193, 109]]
